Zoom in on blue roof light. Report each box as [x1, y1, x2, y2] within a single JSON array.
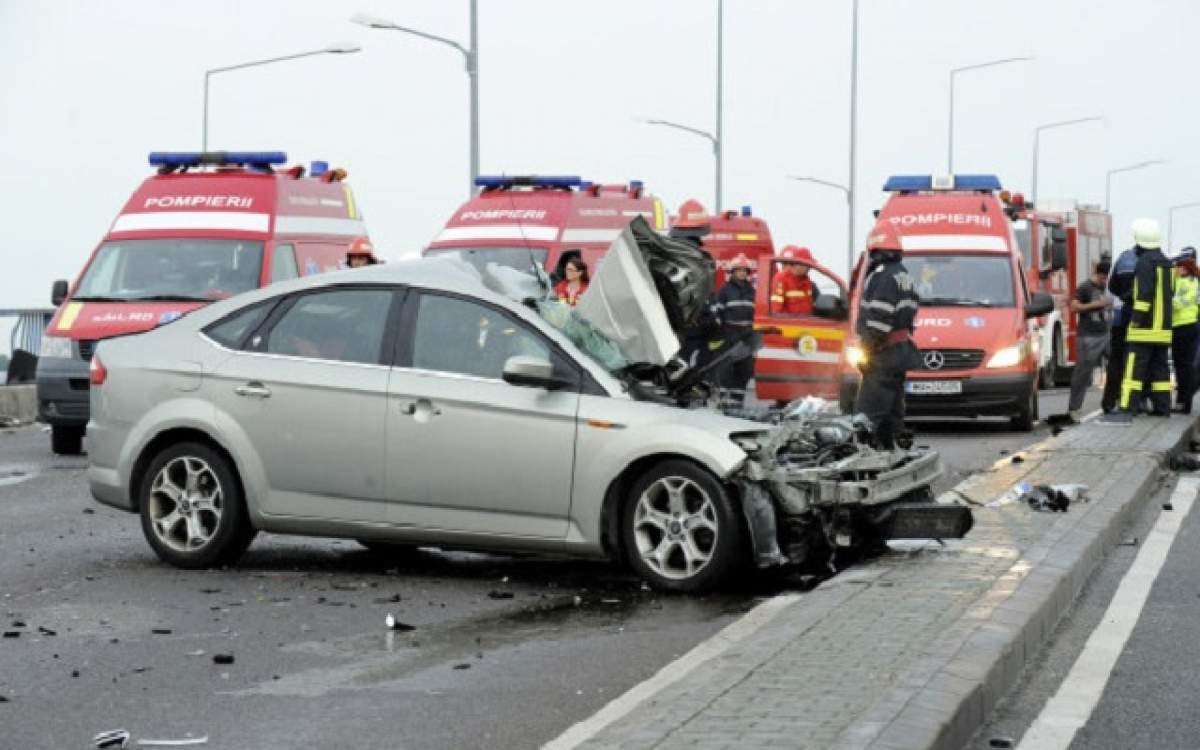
[[629, 180, 644, 190], [148, 151, 287, 168], [883, 174, 1002, 192], [310, 160, 329, 177], [474, 175, 584, 190], [740, 205, 753, 217]]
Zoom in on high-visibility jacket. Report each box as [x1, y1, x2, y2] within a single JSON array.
[[1173, 271, 1198, 327], [1127, 247, 1174, 344], [856, 251, 919, 350], [770, 271, 818, 314]]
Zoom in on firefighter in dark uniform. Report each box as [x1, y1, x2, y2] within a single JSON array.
[[1106, 218, 1174, 422], [711, 253, 757, 409], [854, 223, 920, 449]]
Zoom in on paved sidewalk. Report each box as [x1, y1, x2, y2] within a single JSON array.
[[570, 415, 1193, 750]]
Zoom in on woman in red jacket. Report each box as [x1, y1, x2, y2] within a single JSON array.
[[554, 257, 589, 306]]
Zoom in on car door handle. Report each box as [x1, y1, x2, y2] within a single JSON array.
[[400, 399, 440, 417], [234, 382, 272, 399]]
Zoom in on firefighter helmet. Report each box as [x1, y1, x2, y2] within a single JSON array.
[[673, 198, 710, 229], [1132, 218, 1162, 250], [728, 253, 754, 271], [346, 237, 378, 265], [778, 245, 815, 264], [865, 222, 904, 254], [1176, 246, 1197, 265]]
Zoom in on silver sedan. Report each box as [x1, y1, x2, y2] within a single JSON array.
[[86, 256, 767, 592]]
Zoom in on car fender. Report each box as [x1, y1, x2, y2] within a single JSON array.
[[119, 397, 224, 497]]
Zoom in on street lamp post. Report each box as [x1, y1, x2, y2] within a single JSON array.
[[947, 56, 1033, 173], [847, 0, 859, 276], [787, 175, 851, 270], [1106, 160, 1166, 212], [352, 3, 479, 196], [1030, 116, 1104, 205], [640, 119, 720, 209], [203, 43, 362, 152], [1168, 201, 1200, 252]]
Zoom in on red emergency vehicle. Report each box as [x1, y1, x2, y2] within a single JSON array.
[[1003, 194, 1113, 388], [837, 175, 1054, 430], [753, 251, 849, 404], [669, 199, 775, 287], [38, 150, 371, 455], [422, 175, 667, 280]]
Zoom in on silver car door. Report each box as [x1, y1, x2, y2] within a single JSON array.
[[385, 291, 579, 538], [205, 287, 397, 521]]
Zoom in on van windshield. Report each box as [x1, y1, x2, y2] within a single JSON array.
[[73, 239, 264, 302], [426, 247, 549, 275], [904, 254, 1015, 308]]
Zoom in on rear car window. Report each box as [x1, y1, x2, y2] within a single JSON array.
[[203, 303, 273, 349]]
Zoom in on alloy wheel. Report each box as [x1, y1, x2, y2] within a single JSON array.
[[147, 456, 224, 553], [633, 476, 719, 580]]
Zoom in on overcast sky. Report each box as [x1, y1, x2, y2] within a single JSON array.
[[1, 0, 1196, 313]]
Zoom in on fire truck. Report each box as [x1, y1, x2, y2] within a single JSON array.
[[423, 175, 667, 280], [669, 199, 775, 287], [1003, 193, 1113, 388]]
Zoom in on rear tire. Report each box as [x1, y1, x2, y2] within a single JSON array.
[[138, 441, 255, 569], [621, 459, 744, 593], [50, 425, 84, 456], [1011, 383, 1038, 431]]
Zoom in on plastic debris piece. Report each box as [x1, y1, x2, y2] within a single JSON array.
[[1170, 453, 1200, 471], [186, 649, 206, 657], [384, 614, 415, 632], [1119, 537, 1139, 547], [1164, 502, 1175, 511], [212, 654, 234, 665], [373, 594, 402, 604], [453, 663, 471, 670], [94, 729, 131, 749], [2, 631, 19, 639], [989, 482, 1032, 508], [487, 591, 515, 600], [151, 628, 172, 635], [1011, 454, 1024, 464], [0, 695, 9, 702], [136, 737, 209, 747], [989, 738, 1014, 749], [38, 626, 57, 636], [83, 508, 96, 514], [10, 621, 25, 628]]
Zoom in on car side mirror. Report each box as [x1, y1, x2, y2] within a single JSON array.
[[1026, 291, 1054, 319], [813, 295, 848, 321], [502, 355, 571, 390], [51, 280, 69, 306]]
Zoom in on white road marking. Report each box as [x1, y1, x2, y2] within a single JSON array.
[[1080, 408, 1102, 423], [1016, 476, 1199, 750], [542, 593, 802, 750]]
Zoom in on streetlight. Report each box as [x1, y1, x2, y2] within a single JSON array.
[[787, 175, 851, 266], [947, 56, 1033, 173], [1030, 116, 1104, 204], [1106, 159, 1165, 212], [203, 43, 362, 152], [639, 118, 720, 210], [1168, 202, 1200, 252], [847, 0, 859, 276], [352, 4, 479, 196]]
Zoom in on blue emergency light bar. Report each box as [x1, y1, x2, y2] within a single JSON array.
[[148, 151, 288, 169], [883, 174, 1002, 192], [741, 205, 753, 217], [475, 175, 584, 190]]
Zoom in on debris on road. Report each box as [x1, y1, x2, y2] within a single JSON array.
[[136, 737, 208, 747], [989, 737, 1015, 749], [211, 654, 234, 665], [384, 614, 416, 632], [1011, 454, 1025, 464], [94, 729, 131, 749], [1169, 453, 1200, 471], [373, 593, 402, 604], [3, 631, 19, 639], [38, 626, 56, 636], [151, 628, 172, 635], [1119, 537, 1139, 547], [453, 663, 471, 670], [487, 591, 515, 600]]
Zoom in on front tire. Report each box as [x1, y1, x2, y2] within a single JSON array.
[[50, 425, 84, 456], [1011, 382, 1038, 431], [621, 460, 744, 593], [138, 441, 255, 569]]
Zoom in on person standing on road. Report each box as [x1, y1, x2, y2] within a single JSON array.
[[854, 223, 920, 449], [1106, 219, 1174, 423], [1102, 242, 1140, 413], [710, 254, 757, 409], [770, 245, 820, 315], [1172, 247, 1199, 413], [1067, 260, 1113, 422]]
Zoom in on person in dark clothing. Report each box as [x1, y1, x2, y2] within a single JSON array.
[[1172, 247, 1199, 413], [1067, 260, 1113, 420], [710, 253, 757, 408], [1106, 218, 1173, 423], [1102, 245, 1139, 413], [854, 223, 920, 449]]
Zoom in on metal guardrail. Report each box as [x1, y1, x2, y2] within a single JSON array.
[[1, 307, 54, 358]]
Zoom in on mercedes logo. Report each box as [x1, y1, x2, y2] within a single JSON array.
[[923, 350, 946, 371]]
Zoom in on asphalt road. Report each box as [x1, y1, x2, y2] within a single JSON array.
[[0, 385, 1092, 749]]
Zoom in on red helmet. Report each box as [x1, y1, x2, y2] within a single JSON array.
[[673, 198, 710, 229], [865, 222, 903, 254], [728, 253, 754, 271], [778, 245, 815, 264], [346, 237, 378, 264]]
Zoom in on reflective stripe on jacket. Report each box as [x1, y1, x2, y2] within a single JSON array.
[[855, 253, 919, 350], [711, 278, 756, 339], [770, 272, 817, 314], [1127, 248, 1174, 344], [1173, 271, 1198, 327]]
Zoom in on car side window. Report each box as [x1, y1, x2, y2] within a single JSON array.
[[204, 302, 274, 350], [264, 289, 392, 364], [410, 293, 553, 380], [270, 244, 299, 283]]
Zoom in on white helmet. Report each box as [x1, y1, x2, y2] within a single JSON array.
[[1132, 217, 1162, 249]]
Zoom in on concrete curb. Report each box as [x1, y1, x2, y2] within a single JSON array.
[[852, 417, 1193, 750], [0, 385, 36, 423]]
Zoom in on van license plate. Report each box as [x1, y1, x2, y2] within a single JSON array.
[[906, 380, 962, 395]]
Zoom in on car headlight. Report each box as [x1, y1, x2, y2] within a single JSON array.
[[845, 344, 867, 367], [986, 344, 1024, 368], [39, 335, 74, 359]]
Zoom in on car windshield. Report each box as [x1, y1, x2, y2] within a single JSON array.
[[904, 254, 1015, 307], [426, 246, 549, 275], [74, 239, 264, 302]]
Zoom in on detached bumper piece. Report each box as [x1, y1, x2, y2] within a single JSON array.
[[869, 502, 974, 540]]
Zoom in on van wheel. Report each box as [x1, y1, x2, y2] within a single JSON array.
[[138, 442, 255, 569], [621, 460, 744, 593], [51, 425, 85, 456], [1011, 384, 1038, 431]]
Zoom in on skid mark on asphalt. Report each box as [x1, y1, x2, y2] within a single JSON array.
[[1016, 476, 1199, 750]]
